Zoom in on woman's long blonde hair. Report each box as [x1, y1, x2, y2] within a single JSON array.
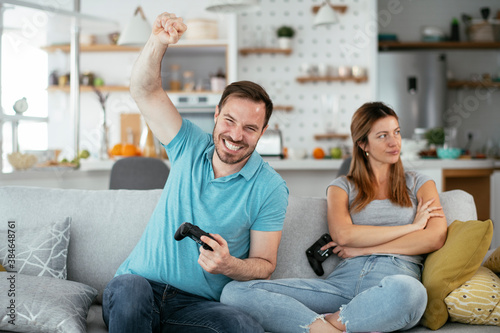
[[347, 102, 412, 212]]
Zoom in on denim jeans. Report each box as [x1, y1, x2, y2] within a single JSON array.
[[102, 274, 264, 333], [221, 255, 427, 333]]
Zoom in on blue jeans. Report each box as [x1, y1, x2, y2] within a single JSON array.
[[102, 274, 264, 333], [221, 255, 427, 333]]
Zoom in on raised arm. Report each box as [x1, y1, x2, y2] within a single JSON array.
[[129, 12, 187, 145]]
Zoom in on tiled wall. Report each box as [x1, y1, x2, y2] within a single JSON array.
[[237, 0, 377, 155]]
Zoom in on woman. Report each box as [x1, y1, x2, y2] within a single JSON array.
[[221, 102, 448, 333]]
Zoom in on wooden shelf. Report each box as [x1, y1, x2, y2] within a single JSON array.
[[312, 5, 348, 14], [448, 80, 500, 89], [48, 85, 130, 92], [239, 48, 292, 56], [314, 133, 350, 140], [296, 76, 368, 84], [274, 105, 293, 112], [48, 86, 223, 94], [379, 41, 500, 51], [42, 44, 141, 53]]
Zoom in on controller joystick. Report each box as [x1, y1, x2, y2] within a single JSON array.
[[306, 233, 334, 276], [174, 222, 214, 251]]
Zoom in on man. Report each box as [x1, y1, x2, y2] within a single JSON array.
[[102, 12, 289, 333]]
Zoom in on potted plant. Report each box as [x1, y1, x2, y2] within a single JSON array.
[[276, 25, 295, 49], [424, 127, 445, 149]]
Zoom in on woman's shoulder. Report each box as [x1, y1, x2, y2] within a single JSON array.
[[328, 175, 354, 194], [405, 170, 434, 192]]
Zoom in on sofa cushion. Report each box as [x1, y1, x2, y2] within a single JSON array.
[[445, 266, 500, 326], [0, 217, 70, 279], [271, 195, 340, 279], [421, 219, 494, 330], [0, 187, 163, 304], [0, 272, 97, 332], [484, 246, 500, 273]]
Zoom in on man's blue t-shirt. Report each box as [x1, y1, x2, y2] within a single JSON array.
[[116, 119, 289, 300]]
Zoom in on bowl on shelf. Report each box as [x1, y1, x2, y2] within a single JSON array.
[[437, 147, 462, 159], [7, 152, 37, 170]]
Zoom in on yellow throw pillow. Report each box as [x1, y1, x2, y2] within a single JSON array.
[[421, 219, 493, 330], [445, 266, 500, 325], [484, 246, 500, 274]]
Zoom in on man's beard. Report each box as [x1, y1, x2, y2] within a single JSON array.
[[213, 132, 254, 165]]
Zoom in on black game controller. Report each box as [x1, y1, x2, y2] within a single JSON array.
[[174, 222, 214, 251], [306, 233, 334, 276]]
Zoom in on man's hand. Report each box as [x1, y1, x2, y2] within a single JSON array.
[[152, 12, 187, 45], [198, 234, 234, 275]]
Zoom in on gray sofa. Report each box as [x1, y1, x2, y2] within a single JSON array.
[[0, 186, 497, 332]]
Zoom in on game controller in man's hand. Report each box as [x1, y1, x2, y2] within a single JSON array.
[[174, 222, 214, 251], [306, 233, 334, 276]]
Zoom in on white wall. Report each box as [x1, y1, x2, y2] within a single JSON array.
[[44, 0, 236, 159], [41, 0, 379, 160], [238, 0, 377, 154]]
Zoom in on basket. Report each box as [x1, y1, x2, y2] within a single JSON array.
[[185, 19, 218, 40], [467, 19, 500, 42]]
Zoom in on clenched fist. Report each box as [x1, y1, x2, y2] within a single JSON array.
[[153, 12, 187, 45]]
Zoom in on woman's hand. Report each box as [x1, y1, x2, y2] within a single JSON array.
[[412, 197, 444, 231], [321, 241, 364, 259], [332, 245, 366, 259], [152, 12, 187, 45]]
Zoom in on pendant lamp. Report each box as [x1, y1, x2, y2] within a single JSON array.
[[118, 6, 151, 46], [313, 1, 339, 27], [205, 0, 260, 13]]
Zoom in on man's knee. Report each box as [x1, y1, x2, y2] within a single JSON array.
[[214, 304, 264, 333], [105, 274, 152, 300], [103, 274, 153, 323]]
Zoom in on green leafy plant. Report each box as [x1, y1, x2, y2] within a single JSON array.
[[425, 127, 445, 146], [277, 26, 295, 38]]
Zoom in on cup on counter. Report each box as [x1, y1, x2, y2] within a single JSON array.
[[287, 148, 307, 160], [338, 66, 352, 78]]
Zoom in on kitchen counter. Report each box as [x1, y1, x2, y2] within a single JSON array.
[[1, 158, 497, 193], [74, 157, 497, 172]]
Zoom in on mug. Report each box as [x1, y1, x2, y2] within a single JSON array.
[[338, 66, 351, 78], [352, 66, 366, 78]]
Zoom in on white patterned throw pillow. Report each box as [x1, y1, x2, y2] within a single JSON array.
[[0, 273, 97, 332], [0, 217, 70, 279]]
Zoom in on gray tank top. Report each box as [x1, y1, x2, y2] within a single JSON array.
[[328, 171, 434, 264]]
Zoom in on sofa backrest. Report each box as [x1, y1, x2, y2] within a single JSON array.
[[0, 186, 162, 304], [272, 189, 478, 280], [0, 187, 477, 303]]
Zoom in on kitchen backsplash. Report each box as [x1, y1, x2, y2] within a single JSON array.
[[237, 0, 376, 155]]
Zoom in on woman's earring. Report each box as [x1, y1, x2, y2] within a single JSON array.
[[365, 151, 369, 156]]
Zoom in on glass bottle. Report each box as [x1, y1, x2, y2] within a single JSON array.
[[183, 71, 195, 91], [169, 64, 181, 91]]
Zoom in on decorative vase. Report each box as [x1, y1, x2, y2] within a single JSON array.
[[278, 37, 292, 49], [99, 122, 109, 160], [142, 125, 158, 158]]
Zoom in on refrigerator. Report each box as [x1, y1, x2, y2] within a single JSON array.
[[377, 51, 447, 139]]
